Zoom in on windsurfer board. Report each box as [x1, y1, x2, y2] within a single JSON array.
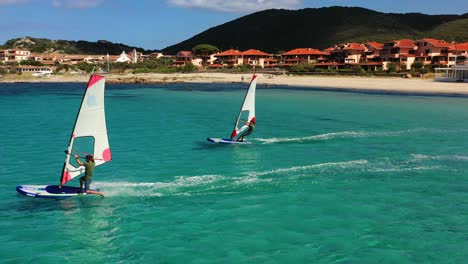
[[16, 185, 98, 198], [207, 138, 252, 144]]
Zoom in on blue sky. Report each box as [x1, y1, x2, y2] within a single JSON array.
[[0, 0, 467, 50]]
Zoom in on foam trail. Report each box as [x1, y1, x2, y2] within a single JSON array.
[[94, 174, 225, 197], [410, 154, 468, 162], [246, 159, 369, 177], [256, 128, 467, 144]]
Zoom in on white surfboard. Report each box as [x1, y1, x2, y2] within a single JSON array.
[[16, 185, 99, 198]]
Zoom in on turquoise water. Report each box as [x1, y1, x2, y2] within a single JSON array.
[[2, 81, 468, 263]]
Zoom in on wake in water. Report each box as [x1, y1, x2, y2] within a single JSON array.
[[93, 156, 443, 198], [255, 127, 468, 144]]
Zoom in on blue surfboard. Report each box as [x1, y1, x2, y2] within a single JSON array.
[[207, 138, 252, 144]]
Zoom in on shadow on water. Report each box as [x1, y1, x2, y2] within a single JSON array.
[[10, 194, 106, 215]]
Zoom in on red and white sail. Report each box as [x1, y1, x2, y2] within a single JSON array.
[[60, 75, 112, 185], [230, 74, 257, 140]]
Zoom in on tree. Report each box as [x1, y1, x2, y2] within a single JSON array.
[[386, 62, 397, 73], [20, 60, 44, 66], [192, 44, 219, 66], [411, 61, 429, 75]]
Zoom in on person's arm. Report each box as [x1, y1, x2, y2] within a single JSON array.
[[74, 155, 84, 166]]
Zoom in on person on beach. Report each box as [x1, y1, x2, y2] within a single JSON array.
[[75, 154, 104, 197], [237, 120, 255, 142]]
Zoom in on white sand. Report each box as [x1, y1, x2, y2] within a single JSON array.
[[1, 72, 467, 96]]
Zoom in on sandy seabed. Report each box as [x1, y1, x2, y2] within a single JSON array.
[[1, 72, 467, 96]]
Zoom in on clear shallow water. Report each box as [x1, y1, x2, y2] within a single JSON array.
[[2, 81, 468, 263]]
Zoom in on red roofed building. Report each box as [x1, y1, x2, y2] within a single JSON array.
[[414, 38, 451, 65], [330, 43, 366, 64], [364, 42, 383, 61], [214, 49, 244, 68], [380, 39, 417, 70], [281, 48, 329, 67], [361, 42, 384, 71], [448, 42, 468, 66], [172, 51, 202, 67], [242, 49, 277, 68]]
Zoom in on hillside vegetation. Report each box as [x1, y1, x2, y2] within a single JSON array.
[[163, 6, 468, 53], [427, 18, 468, 42], [1, 37, 156, 55]]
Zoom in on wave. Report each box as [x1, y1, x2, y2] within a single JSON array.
[[410, 154, 468, 162], [94, 174, 225, 197], [255, 128, 466, 144], [245, 159, 369, 177], [92, 156, 444, 197]]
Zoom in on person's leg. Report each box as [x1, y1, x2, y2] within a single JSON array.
[[78, 176, 84, 193], [85, 180, 104, 197]]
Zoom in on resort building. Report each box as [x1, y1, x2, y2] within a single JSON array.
[[15, 65, 53, 74], [447, 42, 468, 66], [332, 43, 366, 64], [414, 38, 451, 66], [214, 49, 244, 68], [281, 48, 329, 67], [242, 49, 277, 68], [149, 52, 164, 59], [0, 49, 31, 62], [380, 39, 417, 70], [360, 41, 384, 71], [172, 51, 202, 67]]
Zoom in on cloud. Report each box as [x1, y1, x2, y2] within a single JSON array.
[[52, 0, 104, 8], [167, 0, 302, 13], [0, 0, 28, 5]]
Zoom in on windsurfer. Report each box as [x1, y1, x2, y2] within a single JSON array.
[[237, 120, 255, 142], [75, 154, 104, 197]]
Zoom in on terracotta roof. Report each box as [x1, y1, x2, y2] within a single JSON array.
[[342, 43, 365, 51], [449, 42, 468, 51], [282, 48, 328, 56], [242, 49, 269, 56], [393, 39, 415, 48], [366, 41, 384, 49], [216, 49, 243, 56], [176, 51, 193, 58], [416, 38, 451, 48]]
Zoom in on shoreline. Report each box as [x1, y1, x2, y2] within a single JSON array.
[[1, 72, 467, 96]]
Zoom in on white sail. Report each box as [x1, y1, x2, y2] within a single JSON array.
[[60, 75, 111, 185], [230, 74, 257, 140]]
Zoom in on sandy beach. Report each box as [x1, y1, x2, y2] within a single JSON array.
[[1, 72, 467, 96]]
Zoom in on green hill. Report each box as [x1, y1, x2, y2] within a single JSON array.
[[1, 37, 157, 55], [427, 18, 468, 42], [162, 6, 468, 54]]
